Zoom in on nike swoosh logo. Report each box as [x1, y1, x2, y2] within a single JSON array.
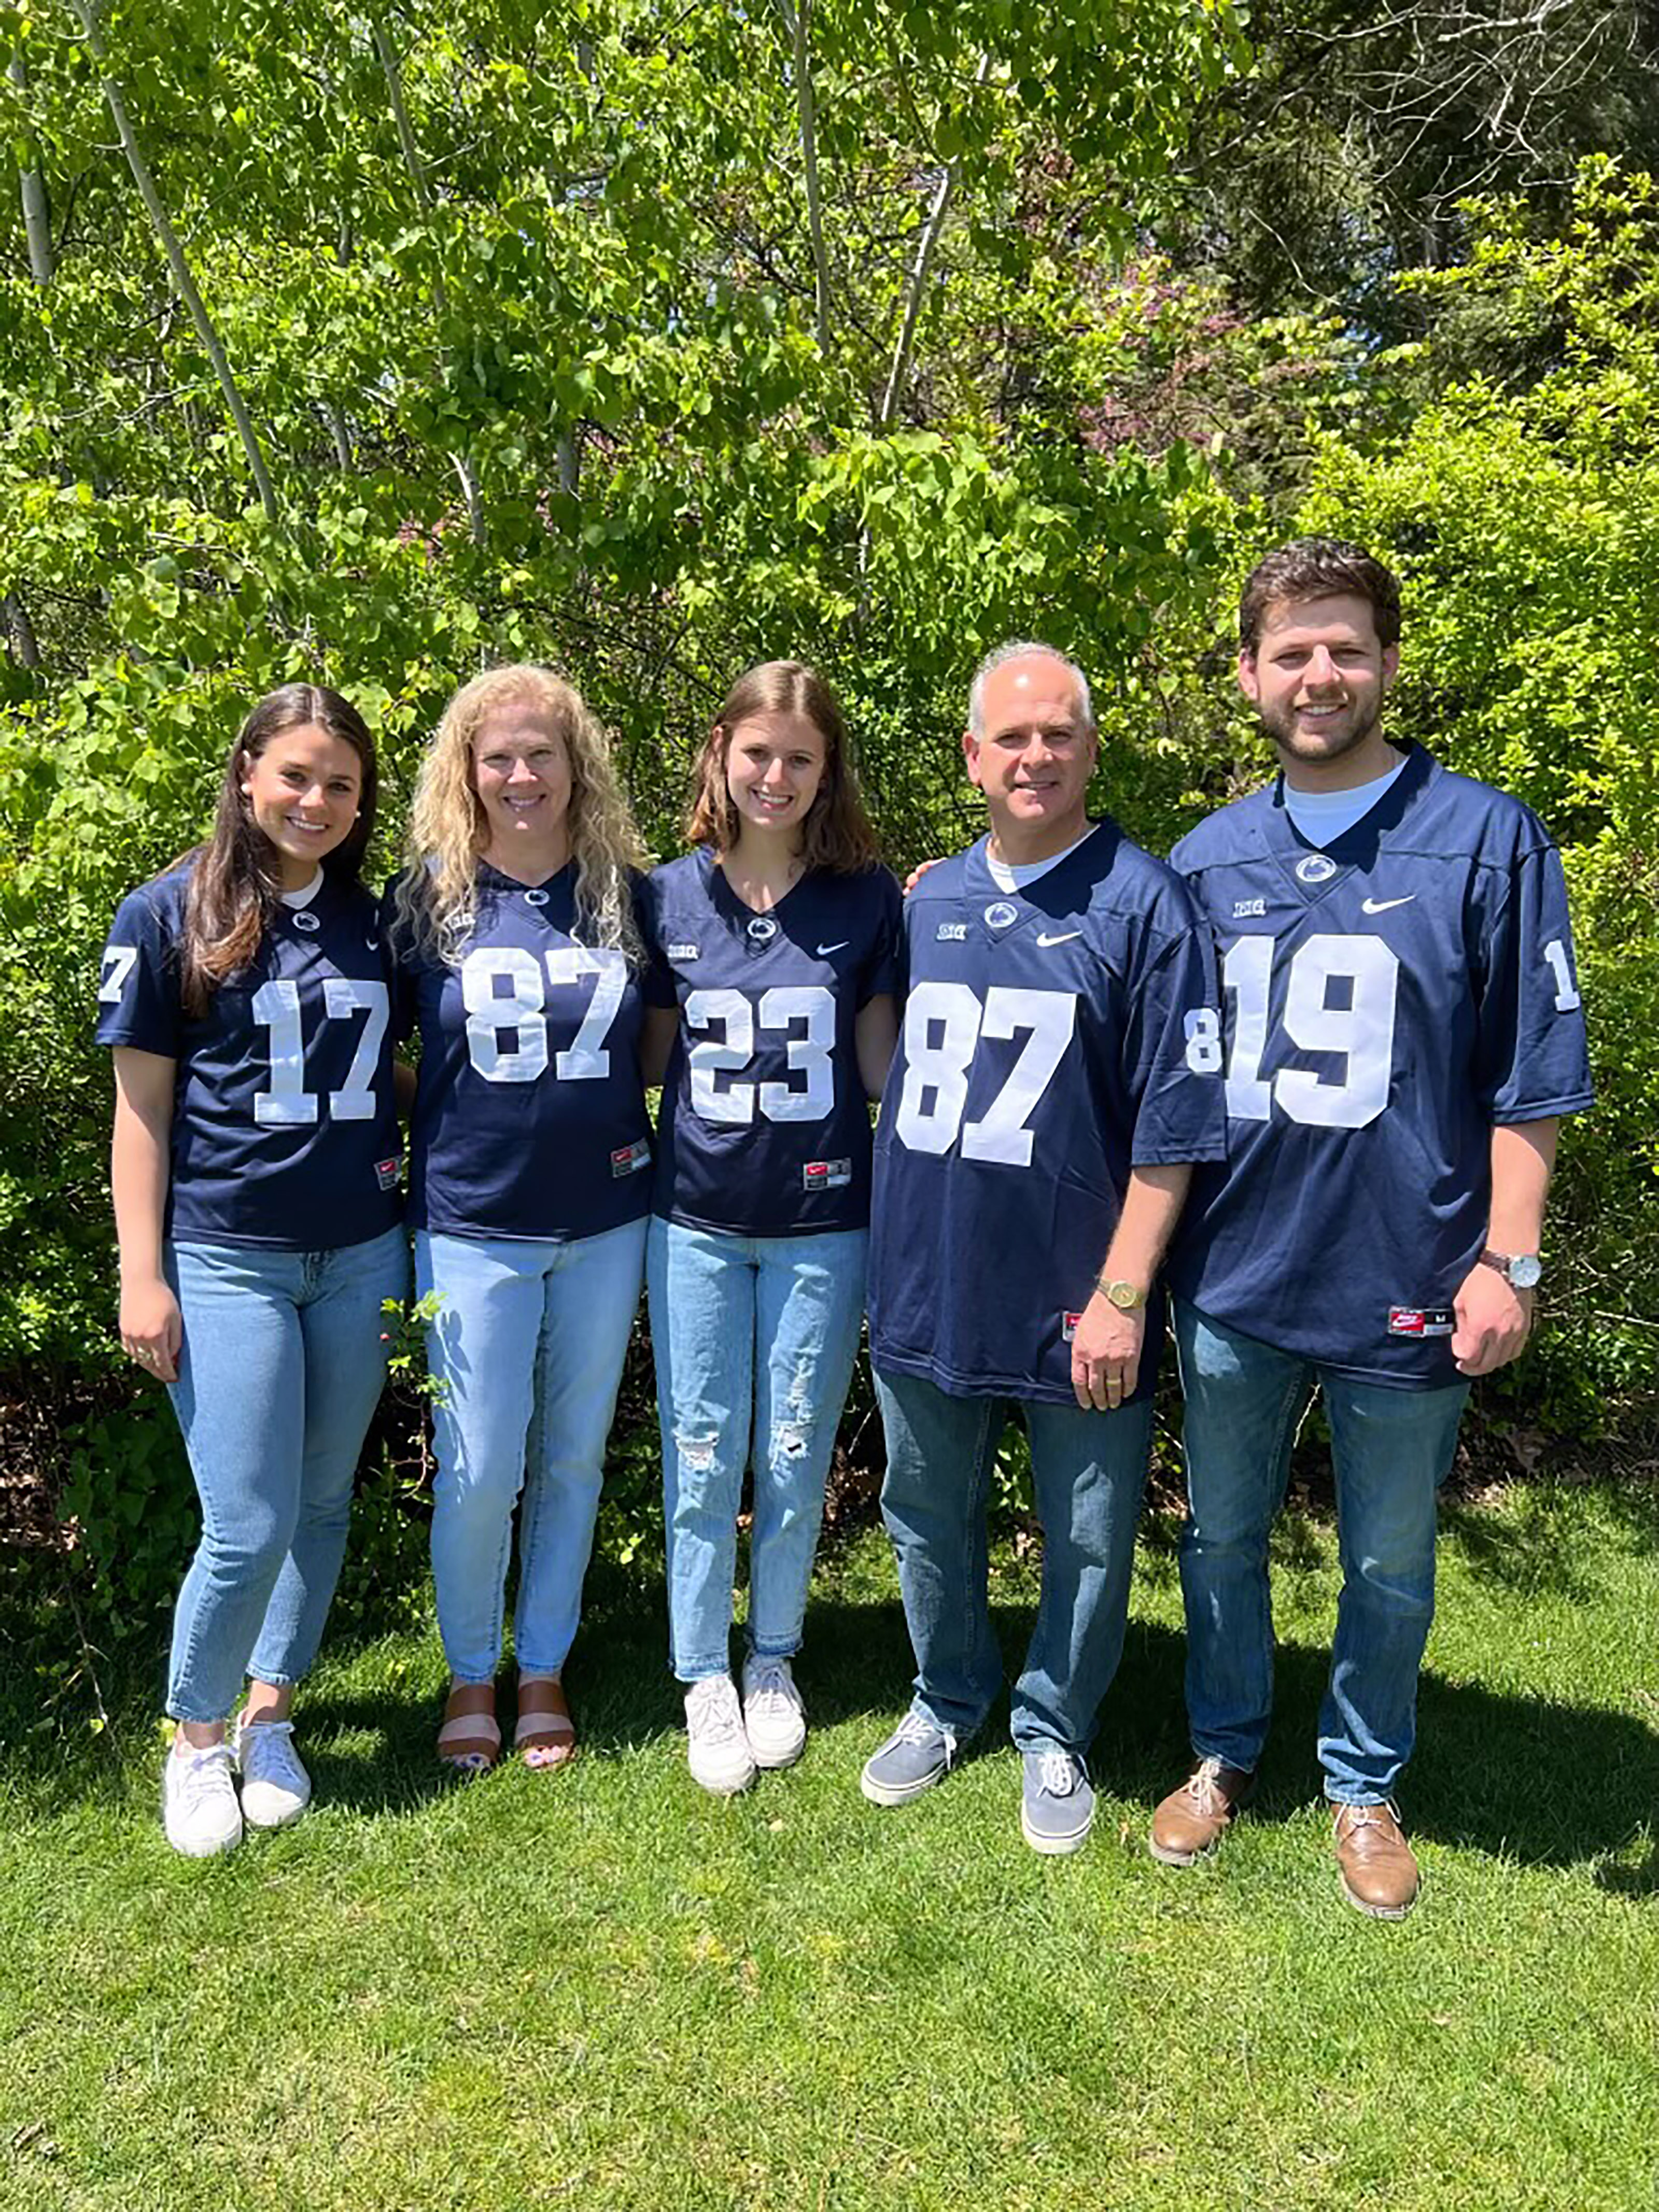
[[1036, 931, 1081, 948], [1360, 896, 1416, 914], [817, 940, 850, 956]]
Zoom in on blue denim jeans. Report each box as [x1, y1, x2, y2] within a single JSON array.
[[648, 1218, 868, 1681], [874, 1368, 1154, 1755], [1173, 1299, 1471, 1805], [418, 1220, 646, 1684], [164, 1226, 409, 1723]]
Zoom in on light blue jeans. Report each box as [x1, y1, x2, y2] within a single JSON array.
[[1173, 1299, 1471, 1805], [875, 1369, 1154, 1754], [418, 1220, 646, 1684], [164, 1227, 409, 1723], [648, 1218, 868, 1681]]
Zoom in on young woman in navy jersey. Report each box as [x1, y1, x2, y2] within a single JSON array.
[[390, 668, 653, 1775], [98, 686, 407, 1857], [643, 661, 901, 1794]]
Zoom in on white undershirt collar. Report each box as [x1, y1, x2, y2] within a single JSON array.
[[1282, 754, 1407, 850], [986, 824, 1098, 894]]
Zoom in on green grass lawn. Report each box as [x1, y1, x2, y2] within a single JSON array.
[[2, 1478, 1656, 2212]]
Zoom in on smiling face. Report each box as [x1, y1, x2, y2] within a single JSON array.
[[722, 710, 827, 848], [1239, 592, 1400, 788], [240, 723, 363, 890], [964, 652, 1097, 863], [472, 703, 573, 876]]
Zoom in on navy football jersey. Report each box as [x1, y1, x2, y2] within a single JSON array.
[[390, 864, 654, 1241], [1165, 743, 1594, 1386], [867, 823, 1228, 1406], [96, 863, 402, 1250], [643, 851, 902, 1236]]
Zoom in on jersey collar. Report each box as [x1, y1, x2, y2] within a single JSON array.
[[962, 819, 1119, 940], [1261, 741, 1437, 905]]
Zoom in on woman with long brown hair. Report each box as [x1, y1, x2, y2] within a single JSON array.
[[97, 684, 407, 1855], [641, 661, 901, 1794], [390, 666, 654, 1775]]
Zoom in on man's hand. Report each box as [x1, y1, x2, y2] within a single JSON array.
[[1071, 1291, 1146, 1411], [1451, 1261, 1533, 1377]]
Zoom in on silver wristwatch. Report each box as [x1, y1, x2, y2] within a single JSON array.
[[1479, 1248, 1542, 1291]]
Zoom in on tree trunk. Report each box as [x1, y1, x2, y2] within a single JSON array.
[[774, 0, 831, 348], [878, 54, 990, 427], [370, 11, 489, 546], [64, 0, 280, 526], [8, 53, 55, 286]]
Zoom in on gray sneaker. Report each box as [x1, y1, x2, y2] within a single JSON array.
[[860, 1708, 960, 1806], [1019, 1745, 1095, 1855]]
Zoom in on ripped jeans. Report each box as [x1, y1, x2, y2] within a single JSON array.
[[646, 1218, 868, 1682]]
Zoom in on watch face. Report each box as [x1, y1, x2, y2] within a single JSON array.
[[1508, 1255, 1542, 1290]]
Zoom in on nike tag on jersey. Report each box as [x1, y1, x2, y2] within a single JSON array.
[[1061, 1311, 1083, 1343], [375, 1155, 402, 1191], [817, 940, 850, 957], [610, 1137, 651, 1178], [1036, 931, 1081, 948], [803, 1157, 852, 1190], [1361, 895, 1417, 914], [1388, 1306, 1455, 1336]]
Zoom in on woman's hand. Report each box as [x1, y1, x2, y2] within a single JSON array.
[[120, 1274, 182, 1383]]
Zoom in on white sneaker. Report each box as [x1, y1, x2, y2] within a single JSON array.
[[234, 1716, 312, 1829], [684, 1673, 756, 1796], [741, 1654, 807, 1769], [163, 1740, 243, 1857]]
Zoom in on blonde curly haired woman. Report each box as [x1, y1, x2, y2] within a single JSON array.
[[390, 667, 653, 1773]]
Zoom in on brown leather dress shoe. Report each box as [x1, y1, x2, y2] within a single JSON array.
[[1333, 1800, 1419, 1919], [1148, 1756, 1256, 1865]]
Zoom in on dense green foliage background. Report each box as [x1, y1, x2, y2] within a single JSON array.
[[1, 0, 1654, 1651]]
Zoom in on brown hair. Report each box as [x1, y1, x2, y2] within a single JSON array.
[[177, 684, 376, 1016], [1239, 538, 1402, 653], [684, 660, 881, 874], [393, 665, 648, 966]]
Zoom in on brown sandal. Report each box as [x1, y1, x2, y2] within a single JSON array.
[[515, 1675, 577, 1771], [437, 1681, 500, 1774]]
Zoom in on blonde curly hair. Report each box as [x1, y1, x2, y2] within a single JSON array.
[[393, 665, 650, 965]]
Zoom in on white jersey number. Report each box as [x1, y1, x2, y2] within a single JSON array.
[[684, 985, 835, 1124], [461, 946, 626, 1083], [1223, 933, 1398, 1130], [251, 978, 389, 1126], [99, 945, 139, 1004], [893, 982, 1076, 1167]]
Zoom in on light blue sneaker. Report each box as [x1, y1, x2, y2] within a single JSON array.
[[859, 1708, 961, 1806], [1019, 1745, 1095, 1855]]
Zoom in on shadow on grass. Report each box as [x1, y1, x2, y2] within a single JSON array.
[[5, 1504, 1655, 1883]]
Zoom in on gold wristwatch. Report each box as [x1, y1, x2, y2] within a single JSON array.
[[1096, 1277, 1147, 1311]]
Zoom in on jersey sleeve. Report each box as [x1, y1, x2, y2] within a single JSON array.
[[636, 869, 679, 1009], [858, 869, 904, 1007], [1474, 840, 1595, 1122], [1120, 918, 1229, 1166], [379, 878, 423, 1045], [94, 880, 184, 1058]]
